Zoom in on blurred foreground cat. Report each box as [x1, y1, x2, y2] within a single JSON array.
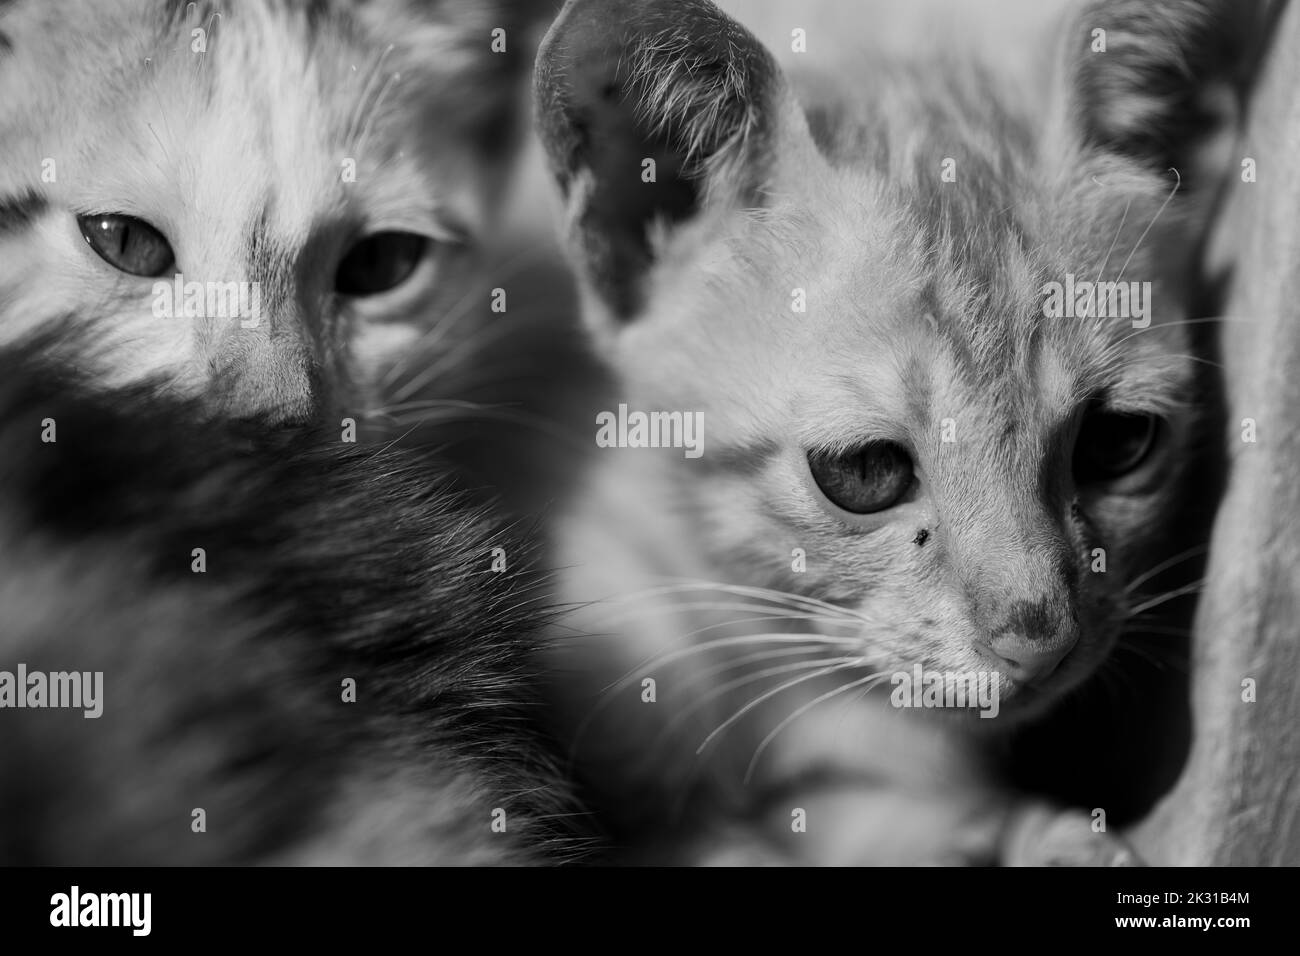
[[0, 0, 587, 864], [537, 0, 1259, 863], [0, 339, 585, 865]]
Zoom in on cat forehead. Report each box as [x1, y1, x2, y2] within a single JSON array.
[[783, 88, 1179, 392], [0, 0, 508, 217], [638, 168, 1185, 445], [6, 1, 432, 139], [1, 0, 502, 64]]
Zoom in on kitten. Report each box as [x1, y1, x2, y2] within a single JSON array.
[[0, 337, 587, 865], [535, 0, 1255, 863], [0, 0, 595, 866], [0, 0, 547, 424]]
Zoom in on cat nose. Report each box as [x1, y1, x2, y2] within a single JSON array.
[[219, 336, 322, 425], [984, 633, 1074, 683]]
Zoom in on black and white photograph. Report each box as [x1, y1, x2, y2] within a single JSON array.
[[0, 0, 1291, 932]]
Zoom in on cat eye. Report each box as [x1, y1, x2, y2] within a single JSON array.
[[807, 441, 915, 515], [335, 231, 428, 297], [77, 214, 175, 277], [1073, 408, 1161, 482]]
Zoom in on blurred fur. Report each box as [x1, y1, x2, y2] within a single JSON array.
[[0, 338, 587, 864], [1134, 0, 1300, 864]]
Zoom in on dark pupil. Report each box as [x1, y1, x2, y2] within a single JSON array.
[[335, 232, 426, 296], [78, 215, 175, 277], [1076, 412, 1155, 480], [809, 441, 913, 515]]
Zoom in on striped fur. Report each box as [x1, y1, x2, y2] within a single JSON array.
[[537, 0, 1259, 861]]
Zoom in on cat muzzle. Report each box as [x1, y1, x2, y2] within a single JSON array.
[[982, 633, 1075, 685]]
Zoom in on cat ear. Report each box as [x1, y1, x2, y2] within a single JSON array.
[[534, 0, 815, 324], [1060, 0, 1268, 187]]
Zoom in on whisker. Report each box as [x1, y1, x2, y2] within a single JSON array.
[[565, 632, 848, 765], [743, 671, 891, 784], [1114, 167, 1180, 286], [1127, 579, 1206, 616], [1109, 315, 1244, 350], [602, 632, 861, 697], [597, 600, 859, 629], [1136, 352, 1224, 371], [670, 655, 859, 728], [383, 247, 555, 393], [1124, 544, 1209, 594], [391, 318, 521, 402], [696, 661, 860, 755], [366, 400, 589, 449], [674, 613, 855, 643], [692, 644, 826, 680], [1093, 197, 1131, 290], [650, 655, 862, 759], [629, 581, 874, 625], [1113, 640, 1187, 672], [380, 290, 484, 391]]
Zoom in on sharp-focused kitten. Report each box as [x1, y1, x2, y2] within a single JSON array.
[[0, 341, 584, 865], [536, 0, 1254, 862], [0, 0, 543, 423]]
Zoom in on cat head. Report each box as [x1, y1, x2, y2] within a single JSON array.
[[0, 0, 550, 423], [537, 0, 1259, 719]]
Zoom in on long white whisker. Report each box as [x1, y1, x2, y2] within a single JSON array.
[[1115, 167, 1181, 286], [601, 632, 860, 696], [1094, 197, 1131, 288], [743, 671, 891, 784], [675, 613, 854, 643], [365, 400, 589, 449], [1124, 545, 1208, 594], [662, 655, 859, 741], [1127, 579, 1205, 616], [696, 661, 860, 755], [597, 600, 859, 629], [565, 632, 847, 764], [628, 581, 875, 625], [1109, 315, 1243, 351], [692, 644, 826, 680]]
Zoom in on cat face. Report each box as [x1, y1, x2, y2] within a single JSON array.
[[538, 0, 1244, 719], [0, 0, 542, 422], [608, 177, 1197, 717]]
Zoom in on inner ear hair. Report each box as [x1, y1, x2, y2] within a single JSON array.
[[534, 0, 780, 319]]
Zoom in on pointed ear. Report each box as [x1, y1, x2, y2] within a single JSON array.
[[534, 0, 814, 324], [1058, 0, 1268, 187]]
